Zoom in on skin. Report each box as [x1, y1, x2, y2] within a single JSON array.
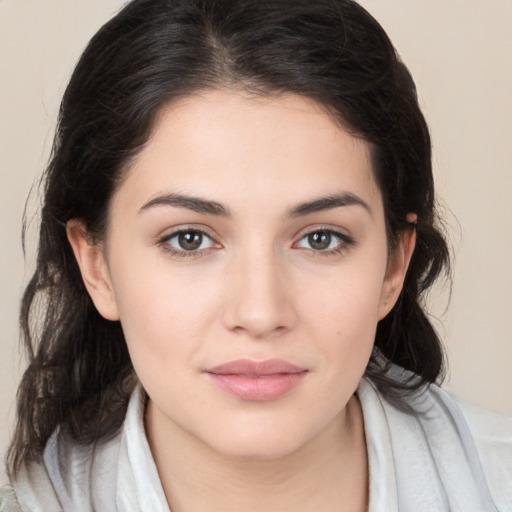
[[68, 90, 415, 511]]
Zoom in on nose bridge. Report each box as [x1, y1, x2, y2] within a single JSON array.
[[222, 239, 295, 338]]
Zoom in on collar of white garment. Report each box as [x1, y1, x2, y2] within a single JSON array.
[[30, 375, 497, 512]]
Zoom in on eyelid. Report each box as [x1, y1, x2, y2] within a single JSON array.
[[157, 226, 223, 258], [156, 223, 220, 243], [293, 224, 354, 242], [292, 226, 356, 253]]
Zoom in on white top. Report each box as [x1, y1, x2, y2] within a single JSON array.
[[2, 375, 511, 511]]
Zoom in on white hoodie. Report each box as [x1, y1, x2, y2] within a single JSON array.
[[2, 374, 511, 511]]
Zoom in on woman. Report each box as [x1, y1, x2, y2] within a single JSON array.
[[1, 0, 510, 510]]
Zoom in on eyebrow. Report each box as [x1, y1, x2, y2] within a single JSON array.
[[139, 193, 231, 217], [138, 191, 371, 218], [287, 192, 372, 218]]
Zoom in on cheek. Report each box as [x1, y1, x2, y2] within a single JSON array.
[[299, 262, 386, 330], [295, 258, 387, 376], [107, 251, 223, 371]]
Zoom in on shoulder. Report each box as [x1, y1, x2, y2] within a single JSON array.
[[454, 396, 512, 510], [405, 384, 512, 510], [0, 485, 22, 512], [5, 460, 64, 512], [360, 373, 512, 510]]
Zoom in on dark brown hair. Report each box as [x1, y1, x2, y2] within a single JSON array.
[[8, 0, 449, 476]]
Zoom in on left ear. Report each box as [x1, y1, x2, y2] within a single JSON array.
[[378, 226, 416, 320]]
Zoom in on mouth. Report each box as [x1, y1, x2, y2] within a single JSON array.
[[204, 359, 308, 401]]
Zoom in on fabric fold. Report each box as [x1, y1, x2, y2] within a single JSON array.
[[4, 373, 508, 511]]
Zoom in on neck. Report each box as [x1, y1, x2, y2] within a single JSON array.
[[145, 396, 368, 512]]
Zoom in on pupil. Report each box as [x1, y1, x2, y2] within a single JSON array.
[[178, 232, 202, 251], [309, 231, 331, 250]]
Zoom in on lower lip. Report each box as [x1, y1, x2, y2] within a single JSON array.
[[206, 372, 307, 401]]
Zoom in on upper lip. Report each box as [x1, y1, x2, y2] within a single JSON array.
[[205, 359, 307, 376]]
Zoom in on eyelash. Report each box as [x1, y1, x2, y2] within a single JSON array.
[[157, 227, 356, 259], [294, 228, 356, 256], [157, 228, 219, 259]]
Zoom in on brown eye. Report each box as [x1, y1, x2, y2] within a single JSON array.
[[307, 231, 333, 250], [295, 229, 355, 253], [161, 229, 217, 253], [178, 231, 204, 251]]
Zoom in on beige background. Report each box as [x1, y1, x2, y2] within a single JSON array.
[[1, 0, 511, 479]]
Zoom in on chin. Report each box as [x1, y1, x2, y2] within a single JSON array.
[[201, 419, 318, 462], [214, 438, 305, 461]]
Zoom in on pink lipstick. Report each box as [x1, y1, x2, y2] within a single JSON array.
[[204, 359, 308, 401]]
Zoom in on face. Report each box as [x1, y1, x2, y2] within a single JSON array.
[[69, 90, 412, 460]]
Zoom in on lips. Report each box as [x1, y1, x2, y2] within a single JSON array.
[[204, 359, 308, 401]]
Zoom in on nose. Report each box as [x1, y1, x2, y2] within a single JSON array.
[[221, 247, 297, 339]]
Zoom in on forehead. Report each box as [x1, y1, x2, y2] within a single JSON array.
[[115, 89, 382, 216]]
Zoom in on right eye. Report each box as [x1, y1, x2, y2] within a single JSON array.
[[158, 229, 220, 256]]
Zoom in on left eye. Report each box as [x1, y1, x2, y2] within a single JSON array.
[[164, 230, 216, 252], [295, 230, 348, 251]]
